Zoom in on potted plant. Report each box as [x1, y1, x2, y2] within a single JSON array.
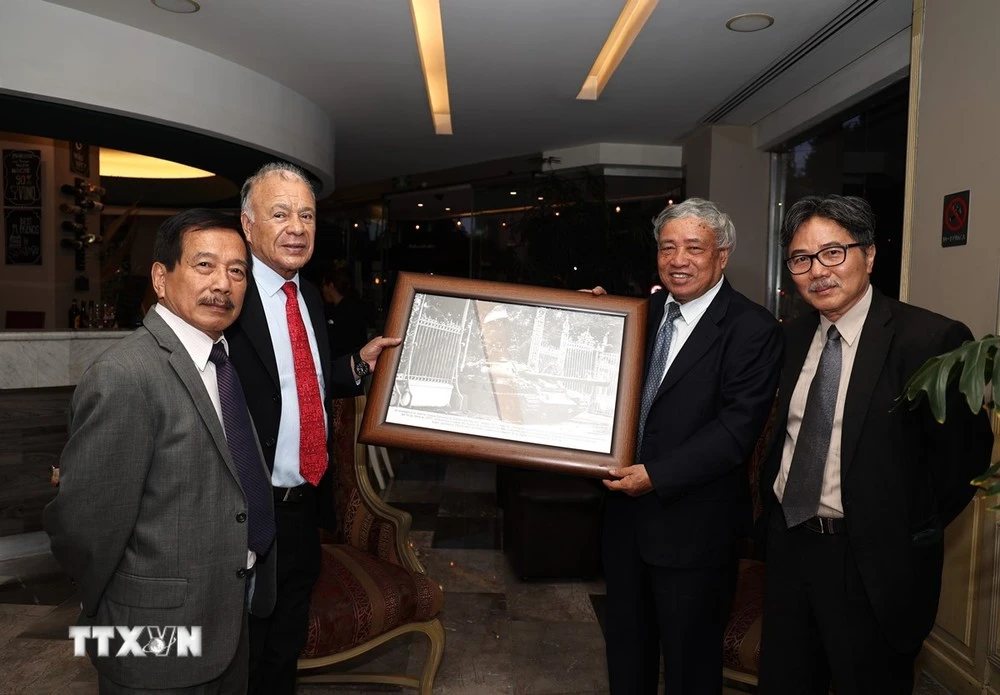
[[900, 335, 1000, 505]]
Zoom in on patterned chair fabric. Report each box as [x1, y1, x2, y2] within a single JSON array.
[[722, 559, 765, 679], [303, 544, 443, 657]]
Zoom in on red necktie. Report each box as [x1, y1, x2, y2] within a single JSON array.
[[281, 282, 327, 485]]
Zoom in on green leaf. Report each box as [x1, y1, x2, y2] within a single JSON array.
[[985, 479, 1000, 499], [959, 339, 993, 414], [900, 336, 1000, 422], [971, 460, 1000, 487]]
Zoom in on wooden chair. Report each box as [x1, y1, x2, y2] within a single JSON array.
[[297, 395, 445, 694]]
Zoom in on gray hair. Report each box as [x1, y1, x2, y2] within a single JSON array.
[[651, 198, 736, 252], [240, 162, 314, 221], [779, 194, 875, 248]]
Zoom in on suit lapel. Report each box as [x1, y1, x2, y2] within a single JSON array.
[[777, 312, 819, 430], [643, 292, 666, 380], [840, 289, 893, 481], [300, 279, 332, 392], [144, 310, 241, 486], [655, 280, 730, 398], [241, 277, 280, 390]]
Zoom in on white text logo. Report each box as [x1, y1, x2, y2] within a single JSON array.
[[69, 626, 202, 657]]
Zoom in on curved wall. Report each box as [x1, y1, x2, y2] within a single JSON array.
[[0, 0, 335, 191]]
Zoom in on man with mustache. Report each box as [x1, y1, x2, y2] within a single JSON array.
[[46, 209, 276, 693], [758, 195, 993, 693], [225, 162, 399, 693]]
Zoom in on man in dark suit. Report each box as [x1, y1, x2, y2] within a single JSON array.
[[46, 209, 276, 693], [758, 194, 993, 694], [601, 198, 783, 694], [224, 163, 398, 694]]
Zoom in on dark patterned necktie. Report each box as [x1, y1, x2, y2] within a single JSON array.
[[209, 342, 275, 555], [635, 301, 682, 459], [782, 325, 842, 528]]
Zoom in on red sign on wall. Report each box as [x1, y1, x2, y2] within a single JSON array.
[[942, 190, 970, 247]]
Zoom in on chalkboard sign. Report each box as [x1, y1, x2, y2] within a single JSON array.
[[3, 150, 42, 208], [5, 209, 42, 265], [70, 142, 90, 177]]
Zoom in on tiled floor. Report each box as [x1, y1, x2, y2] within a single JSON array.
[[0, 388, 956, 693]]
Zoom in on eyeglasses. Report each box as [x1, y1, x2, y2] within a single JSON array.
[[785, 243, 866, 275]]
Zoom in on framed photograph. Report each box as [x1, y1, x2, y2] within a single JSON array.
[[359, 272, 648, 478]]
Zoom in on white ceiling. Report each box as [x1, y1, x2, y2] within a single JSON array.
[[42, 0, 911, 187]]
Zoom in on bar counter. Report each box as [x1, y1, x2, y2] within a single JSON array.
[[0, 330, 133, 390]]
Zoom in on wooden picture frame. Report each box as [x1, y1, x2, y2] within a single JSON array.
[[359, 272, 648, 478]]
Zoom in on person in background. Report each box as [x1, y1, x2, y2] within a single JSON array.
[[320, 263, 370, 360], [225, 162, 398, 694], [599, 198, 783, 694], [45, 209, 276, 693], [758, 194, 993, 694]]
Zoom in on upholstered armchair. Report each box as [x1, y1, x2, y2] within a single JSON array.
[[721, 400, 776, 688], [297, 395, 445, 694]]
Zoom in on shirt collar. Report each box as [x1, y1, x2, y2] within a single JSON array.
[[251, 253, 299, 298], [666, 275, 725, 324], [820, 283, 872, 348], [153, 303, 227, 371]]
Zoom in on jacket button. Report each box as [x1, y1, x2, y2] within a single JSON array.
[[236, 568, 248, 579], [265, 438, 275, 447], [235, 512, 247, 523], [272, 393, 279, 403]]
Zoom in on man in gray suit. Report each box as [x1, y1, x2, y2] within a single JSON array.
[[45, 209, 276, 693]]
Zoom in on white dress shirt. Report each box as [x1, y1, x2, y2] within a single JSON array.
[[774, 284, 873, 518], [154, 304, 255, 571], [250, 255, 328, 487], [651, 276, 725, 387]]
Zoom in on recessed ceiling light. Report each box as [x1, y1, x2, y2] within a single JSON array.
[[726, 13, 774, 32], [417, 203, 424, 207], [445, 206, 451, 211], [509, 191, 517, 196], [537, 196, 544, 201], [151, 0, 200, 14]]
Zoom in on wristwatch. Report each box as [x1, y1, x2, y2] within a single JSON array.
[[352, 352, 371, 379]]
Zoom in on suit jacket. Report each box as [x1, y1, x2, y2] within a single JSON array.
[[606, 279, 783, 568], [44, 309, 276, 689], [225, 275, 359, 532], [760, 288, 993, 652]]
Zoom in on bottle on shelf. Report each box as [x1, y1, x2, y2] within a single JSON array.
[[78, 300, 90, 329], [68, 299, 79, 330], [61, 220, 86, 234], [60, 238, 84, 251]]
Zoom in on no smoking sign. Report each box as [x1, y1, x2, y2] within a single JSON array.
[[942, 190, 970, 247]]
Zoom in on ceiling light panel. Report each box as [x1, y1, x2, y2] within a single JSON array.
[[100, 149, 214, 179], [410, 0, 453, 135], [577, 0, 660, 101]]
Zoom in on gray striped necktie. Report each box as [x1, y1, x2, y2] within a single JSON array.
[[782, 325, 842, 528], [635, 302, 682, 459]]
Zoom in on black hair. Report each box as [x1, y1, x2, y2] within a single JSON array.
[[152, 209, 246, 270], [780, 195, 876, 248]]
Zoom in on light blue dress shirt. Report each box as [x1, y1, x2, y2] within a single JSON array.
[[250, 255, 328, 487]]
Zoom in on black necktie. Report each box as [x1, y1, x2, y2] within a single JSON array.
[[209, 342, 275, 555], [782, 325, 842, 527]]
